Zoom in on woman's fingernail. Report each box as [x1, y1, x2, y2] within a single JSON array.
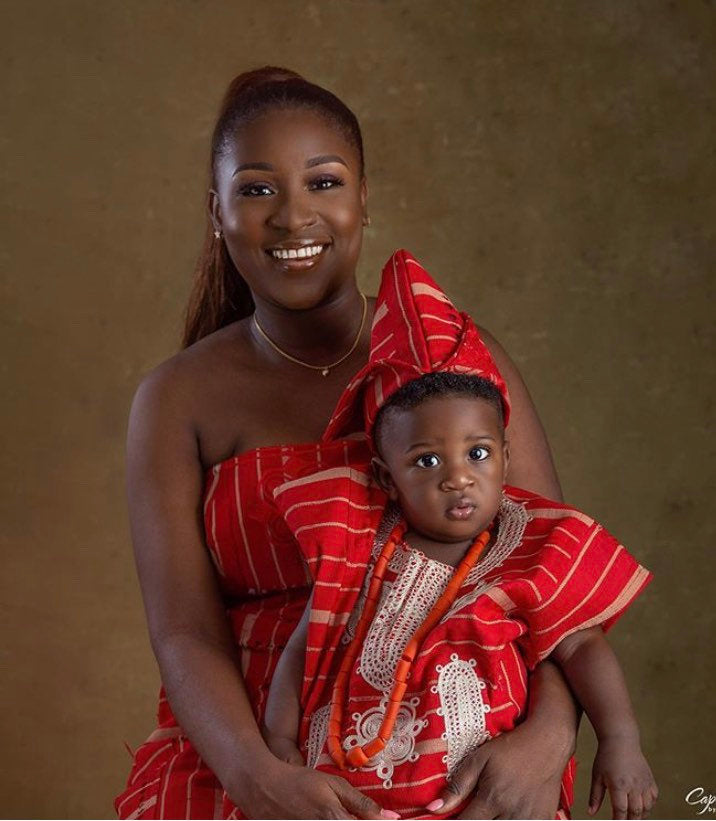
[[425, 799, 445, 812], [380, 812, 401, 820]]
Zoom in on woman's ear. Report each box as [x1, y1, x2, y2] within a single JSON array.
[[208, 189, 222, 233], [371, 456, 399, 501]]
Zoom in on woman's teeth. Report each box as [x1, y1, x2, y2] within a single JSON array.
[[270, 245, 325, 260]]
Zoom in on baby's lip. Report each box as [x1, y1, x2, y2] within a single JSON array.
[[452, 496, 475, 508], [445, 498, 476, 520]]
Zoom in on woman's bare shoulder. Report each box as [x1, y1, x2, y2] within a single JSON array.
[[129, 320, 255, 461], [135, 320, 252, 406]]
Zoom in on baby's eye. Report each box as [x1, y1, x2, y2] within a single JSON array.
[[239, 182, 274, 197], [415, 453, 440, 469], [310, 175, 344, 191], [469, 446, 490, 462]]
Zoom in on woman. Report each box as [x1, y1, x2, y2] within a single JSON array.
[[116, 67, 578, 820]]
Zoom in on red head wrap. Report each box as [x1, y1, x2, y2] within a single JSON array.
[[322, 249, 510, 446]]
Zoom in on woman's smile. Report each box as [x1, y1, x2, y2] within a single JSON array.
[[266, 241, 332, 270]]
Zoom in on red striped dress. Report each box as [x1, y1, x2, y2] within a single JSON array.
[[268, 463, 653, 819], [115, 438, 371, 820]]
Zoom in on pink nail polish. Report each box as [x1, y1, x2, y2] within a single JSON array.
[[425, 799, 445, 812], [380, 812, 401, 820]]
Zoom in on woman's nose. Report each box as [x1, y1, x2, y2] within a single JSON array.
[[267, 189, 316, 233]]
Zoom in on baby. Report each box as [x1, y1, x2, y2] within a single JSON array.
[[266, 374, 656, 815], [261, 248, 657, 818]]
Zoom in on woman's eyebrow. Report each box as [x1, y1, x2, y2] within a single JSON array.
[[306, 154, 348, 168], [233, 161, 273, 175], [233, 154, 349, 176]]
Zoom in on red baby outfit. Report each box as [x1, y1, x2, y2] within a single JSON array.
[[268, 462, 652, 818]]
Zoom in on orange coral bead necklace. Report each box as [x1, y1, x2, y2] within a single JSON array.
[[327, 519, 493, 770]]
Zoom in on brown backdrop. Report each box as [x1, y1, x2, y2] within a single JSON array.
[[2, 1, 714, 818]]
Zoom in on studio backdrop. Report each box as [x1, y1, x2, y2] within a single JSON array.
[[2, 1, 714, 818]]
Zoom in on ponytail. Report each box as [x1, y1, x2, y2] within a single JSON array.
[[181, 221, 255, 349]]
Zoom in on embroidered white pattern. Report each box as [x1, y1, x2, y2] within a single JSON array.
[[306, 703, 330, 769], [464, 495, 529, 585], [344, 695, 426, 789], [357, 495, 528, 692], [359, 550, 451, 691], [434, 654, 491, 775]]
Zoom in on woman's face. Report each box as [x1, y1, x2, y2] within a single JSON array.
[[210, 107, 367, 311]]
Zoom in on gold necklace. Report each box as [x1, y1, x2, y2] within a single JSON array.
[[252, 293, 368, 377]]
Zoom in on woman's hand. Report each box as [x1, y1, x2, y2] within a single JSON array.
[[227, 753, 400, 819], [426, 718, 568, 819]]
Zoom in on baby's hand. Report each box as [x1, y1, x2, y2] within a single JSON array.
[[589, 735, 658, 819]]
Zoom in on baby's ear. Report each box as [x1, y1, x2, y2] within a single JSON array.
[[371, 456, 399, 501], [502, 437, 510, 480]]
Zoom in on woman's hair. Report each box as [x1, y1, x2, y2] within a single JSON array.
[[181, 66, 365, 349], [373, 373, 506, 455]]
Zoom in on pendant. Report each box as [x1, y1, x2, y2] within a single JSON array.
[[321, 368, 330, 376]]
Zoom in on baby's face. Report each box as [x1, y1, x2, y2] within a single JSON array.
[[374, 395, 508, 544]]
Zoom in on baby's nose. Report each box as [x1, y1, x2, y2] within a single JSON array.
[[439, 471, 474, 491]]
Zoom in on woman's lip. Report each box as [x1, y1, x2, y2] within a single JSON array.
[[446, 503, 476, 520], [265, 244, 330, 270]]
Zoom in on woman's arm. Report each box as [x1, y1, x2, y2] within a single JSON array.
[[126, 364, 388, 820], [479, 325, 563, 501], [262, 592, 312, 764]]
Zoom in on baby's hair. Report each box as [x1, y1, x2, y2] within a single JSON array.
[[373, 372, 505, 455]]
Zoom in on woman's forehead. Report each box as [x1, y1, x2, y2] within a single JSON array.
[[221, 107, 361, 172]]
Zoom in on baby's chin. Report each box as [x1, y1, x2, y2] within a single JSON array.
[[419, 518, 496, 545]]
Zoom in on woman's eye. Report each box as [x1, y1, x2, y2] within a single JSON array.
[[239, 183, 274, 197], [311, 175, 344, 191], [469, 446, 490, 462], [415, 454, 440, 469], [238, 176, 343, 197]]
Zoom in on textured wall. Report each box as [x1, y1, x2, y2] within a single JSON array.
[[2, 1, 714, 817]]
